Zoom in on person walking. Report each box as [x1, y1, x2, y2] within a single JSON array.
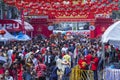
[[90, 53, 99, 80], [49, 62, 58, 80], [35, 59, 47, 80], [62, 52, 71, 80], [56, 55, 63, 80]]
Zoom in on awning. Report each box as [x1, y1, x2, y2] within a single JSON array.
[[102, 21, 120, 43], [13, 20, 34, 31]]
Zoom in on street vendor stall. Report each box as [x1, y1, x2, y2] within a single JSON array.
[[102, 21, 120, 80]]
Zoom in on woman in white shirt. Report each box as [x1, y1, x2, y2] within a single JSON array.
[[56, 55, 63, 80]]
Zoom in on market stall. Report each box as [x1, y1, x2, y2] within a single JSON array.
[[102, 21, 120, 80]]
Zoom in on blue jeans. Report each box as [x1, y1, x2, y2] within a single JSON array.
[[93, 70, 98, 80], [62, 75, 69, 80], [98, 58, 103, 71]]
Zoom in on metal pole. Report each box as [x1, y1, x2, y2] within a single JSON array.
[[1, 0, 3, 19], [102, 43, 105, 68], [102, 43, 105, 80], [0, 0, 3, 19]]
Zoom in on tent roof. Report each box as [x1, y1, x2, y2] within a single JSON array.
[[102, 21, 120, 43], [15, 34, 31, 41], [13, 20, 34, 31], [0, 28, 16, 41]]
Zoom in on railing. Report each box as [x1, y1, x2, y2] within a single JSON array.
[[70, 65, 94, 80], [104, 68, 120, 80]]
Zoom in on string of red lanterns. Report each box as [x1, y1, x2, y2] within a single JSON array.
[[4, 0, 119, 17]]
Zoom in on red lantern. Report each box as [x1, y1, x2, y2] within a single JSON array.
[[41, 1, 45, 5], [72, 12, 77, 16], [106, 1, 109, 4], [115, 0, 119, 2], [23, 9, 28, 13], [102, 0, 107, 3], [97, 2, 101, 6], [57, 0, 62, 3], [43, 10, 48, 15], [38, 10, 43, 15], [16, 3, 22, 7], [78, 0, 82, 5], [0, 30, 6, 36], [29, 10, 34, 15], [46, 0, 51, 2], [87, 0, 91, 2], [6, 1, 15, 6]]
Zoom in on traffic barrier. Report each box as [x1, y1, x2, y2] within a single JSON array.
[[70, 65, 94, 80]]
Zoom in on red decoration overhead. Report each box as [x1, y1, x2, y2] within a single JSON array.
[[4, 0, 119, 17]]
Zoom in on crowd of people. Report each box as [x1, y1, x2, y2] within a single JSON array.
[[0, 33, 119, 80]]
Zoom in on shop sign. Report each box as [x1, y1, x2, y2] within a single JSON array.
[[0, 23, 20, 29]]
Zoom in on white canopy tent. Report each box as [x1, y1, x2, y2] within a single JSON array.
[[101, 21, 120, 69], [102, 21, 120, 47], [0, 28, 16, 41], [101, 21, 120, 80]]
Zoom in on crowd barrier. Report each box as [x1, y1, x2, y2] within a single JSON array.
[[70, 65, 94, 80], [104, 68, 120, 80]]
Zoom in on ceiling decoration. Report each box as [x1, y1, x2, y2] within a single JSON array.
[[4, 0, 119, 18]]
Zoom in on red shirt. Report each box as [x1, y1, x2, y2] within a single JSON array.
[[41, 48, 46, 54], [0, 67, 4, 75], [91, 57, 99, 71], [18, 70, 23, 80], [17, 64, 23, 80], [85, 54, 93, 65], [118, 54, 120, 60], [11, 53, 16, 62], [23, 52, 27, 56], [35, 63, 47, 77], [78, 59, 87, 70]]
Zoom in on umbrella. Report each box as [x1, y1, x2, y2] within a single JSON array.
[[0, 56, 7, 64]]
